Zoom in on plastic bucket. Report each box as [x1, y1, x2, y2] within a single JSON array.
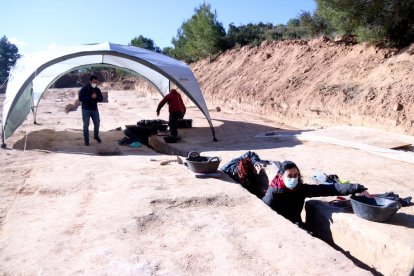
[[185, 152, 221, 173], [350, 195, 401, 222]]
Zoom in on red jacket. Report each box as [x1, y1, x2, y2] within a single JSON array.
[[270, 174, 286, 189], [157, 90, 186, 114]]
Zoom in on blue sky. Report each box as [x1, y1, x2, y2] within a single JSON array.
[[0, 0, 316, 55]]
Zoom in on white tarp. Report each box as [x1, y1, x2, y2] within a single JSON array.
[[1, 42, 215, 144]]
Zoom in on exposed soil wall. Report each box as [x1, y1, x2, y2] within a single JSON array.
[[191, 37, 414, 135]]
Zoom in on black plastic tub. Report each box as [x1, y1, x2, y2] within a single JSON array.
[[350, 195, 401, 222], [185, 152, 221, 173], [137, 119, 168, 132]]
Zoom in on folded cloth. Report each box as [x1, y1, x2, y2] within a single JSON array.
[[312, 171, 351, 184], [313, 171, 338, 184], [129, 142, 142, 148], [374, 192, 413, 207]]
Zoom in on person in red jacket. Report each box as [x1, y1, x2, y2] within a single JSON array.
[[156, 89, 186, 138]]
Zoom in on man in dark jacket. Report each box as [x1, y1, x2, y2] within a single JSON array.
[[263, 160, 367, 227], [156, 89, 186, 138], [79, 75, 104, 146]]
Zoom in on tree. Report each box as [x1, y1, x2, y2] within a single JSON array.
[[130, 35, 161, 52], [225, 23, 258, 48], [284, 19, 305, 39], [161, 46, 174, 56], [315, 0, 414, 46], [170, 3, 226, 62], [0, 36, 20, 90], [299, 11, 333, 38], [223, 22, 279, 48]]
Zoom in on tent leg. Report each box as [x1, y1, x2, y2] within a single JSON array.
[[1, 134, 5, 149], [33, 105, 39, 124], [1, 129, 5, 149], [211, 126, 218, 142]]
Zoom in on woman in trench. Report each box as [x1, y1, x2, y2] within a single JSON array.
[[262, 160, 368, 228], [220, 151, 269, 198]]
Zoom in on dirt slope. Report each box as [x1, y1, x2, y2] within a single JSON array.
[[192, 37, 414, 135]]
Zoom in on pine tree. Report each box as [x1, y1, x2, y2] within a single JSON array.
[[0, 36, 20, 90], [171, 3, 225, 62]]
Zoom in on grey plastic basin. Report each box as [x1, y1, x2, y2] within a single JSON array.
[[350, 195, 401, 223]]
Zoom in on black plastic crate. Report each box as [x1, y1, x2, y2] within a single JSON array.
[[177, 119, 193, 128]]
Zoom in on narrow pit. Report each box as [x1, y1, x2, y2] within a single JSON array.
[[392, 144, 414, 152], [151, 141, 388, 275], [305, 199, 413, 275]]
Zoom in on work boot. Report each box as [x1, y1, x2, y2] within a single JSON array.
[[85, 141, 90, 146], [95, 137, 102, 143]]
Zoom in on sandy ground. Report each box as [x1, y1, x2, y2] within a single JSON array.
[[0, 88, 413, 275]]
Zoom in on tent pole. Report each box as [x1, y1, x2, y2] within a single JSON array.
[[31, 88, 37, 124], [206, 119, 218, 142], [211, 126, 218, 142], [1, 129, 6, 149], [33, 105, 39, 124]]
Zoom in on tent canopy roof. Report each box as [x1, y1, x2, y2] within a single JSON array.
[[2, 42, 215, 143]]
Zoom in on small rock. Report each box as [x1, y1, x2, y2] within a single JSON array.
[[215, 106, 221, 112], [320, 35, 330, 42], [392, 120, 400, 126], [393, 103, 403, 111], [65, 104, 75, 113], [260, 41, 271, 47]]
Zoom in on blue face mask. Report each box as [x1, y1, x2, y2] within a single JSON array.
[[283, 176, 299, 190]]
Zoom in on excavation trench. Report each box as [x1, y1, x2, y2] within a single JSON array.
[[305, 199, 414, 276], [148, 135, 411, 275]]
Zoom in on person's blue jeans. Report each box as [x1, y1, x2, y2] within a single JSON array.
[[82, 109, 100, 142]]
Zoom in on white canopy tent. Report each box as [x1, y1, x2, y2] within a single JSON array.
[[1, 42, 216, 147]]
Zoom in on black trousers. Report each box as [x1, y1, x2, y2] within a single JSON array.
[[169, 111, 184, 138]]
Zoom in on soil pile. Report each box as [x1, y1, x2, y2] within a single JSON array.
[[191, 37, 414, 135]]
